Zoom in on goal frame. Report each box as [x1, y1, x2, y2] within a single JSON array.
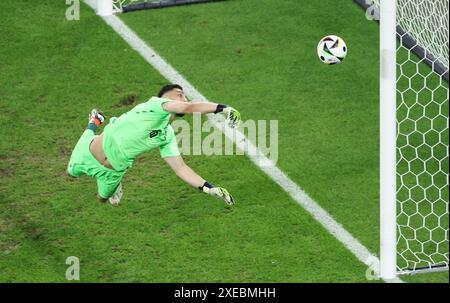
[[379, 0, 449, 279], [379, 0, 398, 280]]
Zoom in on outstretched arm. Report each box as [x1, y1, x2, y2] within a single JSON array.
[[164, 156, 235, 205], [162, 101, 240, 128], [164, 155, 205, 188], [163, 101, 221, 114]]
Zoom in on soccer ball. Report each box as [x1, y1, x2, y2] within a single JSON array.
[[317, 35, 347, 65]]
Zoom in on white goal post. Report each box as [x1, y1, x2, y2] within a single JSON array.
[[379, 0, 449, 279], [380, 0, 398, 280], [95, 0, 133, 14], [96, 0, 113, 15]]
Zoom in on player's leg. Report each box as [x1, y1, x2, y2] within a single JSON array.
[[86, 109, 105, 132], [67, 129, 96, 177], [67, 109, 105, 177], [96, 170, 125, 206]]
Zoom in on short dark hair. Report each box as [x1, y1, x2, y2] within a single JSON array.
[[157, 84, 183, 98]]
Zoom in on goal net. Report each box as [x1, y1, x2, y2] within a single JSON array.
[[391, 0, 448, 276], [371, 0, 449, 277]]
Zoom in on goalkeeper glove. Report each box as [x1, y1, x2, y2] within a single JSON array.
[[215, 104, 241, 128], [199, 181, 235, 205]]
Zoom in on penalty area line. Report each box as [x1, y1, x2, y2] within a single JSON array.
[[83, 0, 403, 283]]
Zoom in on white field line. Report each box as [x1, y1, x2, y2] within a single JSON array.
[[84, 0, 403, 283]]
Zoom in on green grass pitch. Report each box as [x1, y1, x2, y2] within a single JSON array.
[[0, 0, 447, 282]]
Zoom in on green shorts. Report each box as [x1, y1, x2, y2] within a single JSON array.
[[67, 130, 126, 199]]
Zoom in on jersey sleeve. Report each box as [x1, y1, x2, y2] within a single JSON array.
[[149, 97, 171, 114], [159, 126, 181, 158]]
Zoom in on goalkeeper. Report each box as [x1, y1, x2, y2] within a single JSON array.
[[67, 84, 240, 206]]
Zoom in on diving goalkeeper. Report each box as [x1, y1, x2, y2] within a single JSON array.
[[67, 84, 240, 206]]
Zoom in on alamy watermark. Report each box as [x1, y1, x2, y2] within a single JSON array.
[[365, 256, 380, 280], [66, 256, 80, 280], [364, 0, 380, 21], [172, 114, 279, 166], [66, 0, 80, 21]]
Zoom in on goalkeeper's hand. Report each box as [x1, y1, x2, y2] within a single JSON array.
[[223, 106, 241, 128], [199, 182, 235, 205], [215, 104, 241, 128]]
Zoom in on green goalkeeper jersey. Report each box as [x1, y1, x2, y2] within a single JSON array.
[[102, 97, 180, 171]]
